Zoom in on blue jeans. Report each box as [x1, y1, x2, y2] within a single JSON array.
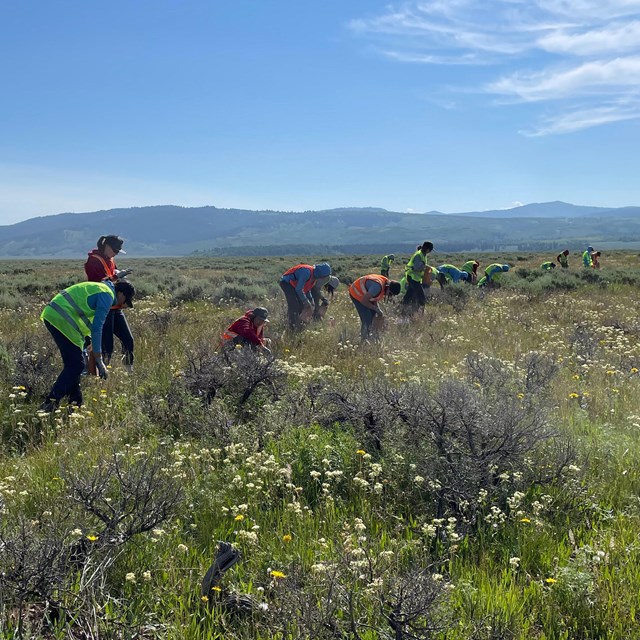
[[45, 320, 84, 406]]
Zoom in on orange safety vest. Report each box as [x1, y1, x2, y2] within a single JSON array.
[[89, 253, 117, 279], [283, 264, 316, 294], [349, 275, 389, 303]]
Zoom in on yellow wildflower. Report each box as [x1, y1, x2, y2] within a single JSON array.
[[201, 595, 209, 602], [545, 577, 557, 584], [270, 570, 287, 579], [520, 518, 530, 523], [568, 393, 579, 399], [282, 534, 292, 543], [356, 450, 366, 456], [86, 535, 98, 541], [234, 514, 244, 521], [211, 585, 222, 592]]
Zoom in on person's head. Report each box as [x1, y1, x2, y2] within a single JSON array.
[[250, 307, 269, 327], [326, 276, 340, 294], [114, 280, 135, 308], [389, 254, 395, 260], [97, 235, 126, 258], [313, 263, 331, 278], [587, 245, 594, 253], [563, 249, 570, 256], [420, 241, 434, 254], [550, 262, 556, 268], [387, 280, 402, 296], [594, 251, 601, 257], [501, 264, 510, 272]]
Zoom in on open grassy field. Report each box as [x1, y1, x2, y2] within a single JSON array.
[[1, 251, 640, 639]]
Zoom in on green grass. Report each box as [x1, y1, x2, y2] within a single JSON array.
[[1, 252, 640, 638]]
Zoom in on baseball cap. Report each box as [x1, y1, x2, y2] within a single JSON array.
[[115, 281, 135, 308], [104, 235, 126, 254], [252, 307, 270, 322]]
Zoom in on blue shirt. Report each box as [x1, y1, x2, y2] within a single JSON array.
[[88, 281, 116, 351]]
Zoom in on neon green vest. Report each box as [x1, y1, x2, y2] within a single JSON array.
[[406, 250, 427, 282], [41, 281, 114, 348]]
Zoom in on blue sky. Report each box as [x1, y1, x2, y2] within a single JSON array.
[[2, 0, 640, 224]]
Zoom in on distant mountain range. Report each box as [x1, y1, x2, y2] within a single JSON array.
[[1, 201, 640, 257]]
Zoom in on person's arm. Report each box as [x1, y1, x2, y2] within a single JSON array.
[[293, 268, 314, 306], [360, 282, 383, 313], [412, 254, 426, 273], [87, 292, 114, 354]]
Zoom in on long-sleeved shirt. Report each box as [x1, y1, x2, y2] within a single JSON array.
[[85, 249, 117, 281], [225, 312, 265, 346]]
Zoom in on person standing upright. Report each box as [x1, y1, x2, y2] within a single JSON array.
[[380, 254, 395, 277], [582, 245, 594, 268], [556, 250, 569, 269], [84, 235, 134, 369]]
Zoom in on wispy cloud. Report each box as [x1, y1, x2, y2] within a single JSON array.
[[349, 1, 640, 134]]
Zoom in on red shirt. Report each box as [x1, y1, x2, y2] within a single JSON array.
[[85, 249, 117, 282], [226, 312, 265, 346]]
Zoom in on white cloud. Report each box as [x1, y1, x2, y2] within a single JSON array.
[[521, 102, 640, 135], [487, 56, 640, 100], [538, 20, 640, 55], [349, 1, 640, 134]]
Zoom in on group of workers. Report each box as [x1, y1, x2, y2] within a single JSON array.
[[540, 247, 602, 271], [38, 237, 603, 411]]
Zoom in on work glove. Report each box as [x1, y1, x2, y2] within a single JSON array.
[[115, 269, 132, 280], [94, 357, 108, 380]]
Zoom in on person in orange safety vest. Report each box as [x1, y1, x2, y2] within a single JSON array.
[[349, 274, 401, 340]]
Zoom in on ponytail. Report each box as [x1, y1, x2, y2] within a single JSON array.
[[96, 236, 107, 250]]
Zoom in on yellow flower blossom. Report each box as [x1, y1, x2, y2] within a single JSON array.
[[568, 393, 579, 399], [86, 535, 98, 541], [211, 585, 222, 592], [282, 534, 292, 543], [234, 514, 244, 521], [520, 518, 531, 523], [517, 393, 524, 399], [270, 570, 287, 579], [545, 577, 557, 584], [201, 595, 209, 602], [356, 450, 366, 456]]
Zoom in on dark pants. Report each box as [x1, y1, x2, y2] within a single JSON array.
[[350, 295, 377, 340], [402, 278, 426, 306], [280, 281, 305, 329], [45, 321, 84, 406], [102, 309, 134, 365], [381, 269, 389, 278]]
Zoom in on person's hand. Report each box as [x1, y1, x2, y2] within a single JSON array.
[[115, 269, 132, 279], [94, 357, 108, 380]]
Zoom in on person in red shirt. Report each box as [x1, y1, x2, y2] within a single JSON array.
[[222, 307, 271, 355], [84, 235, 134, 368]]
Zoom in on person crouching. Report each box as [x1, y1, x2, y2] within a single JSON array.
[[222, 307, 271, 355], [349, 275, 401, 341]]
